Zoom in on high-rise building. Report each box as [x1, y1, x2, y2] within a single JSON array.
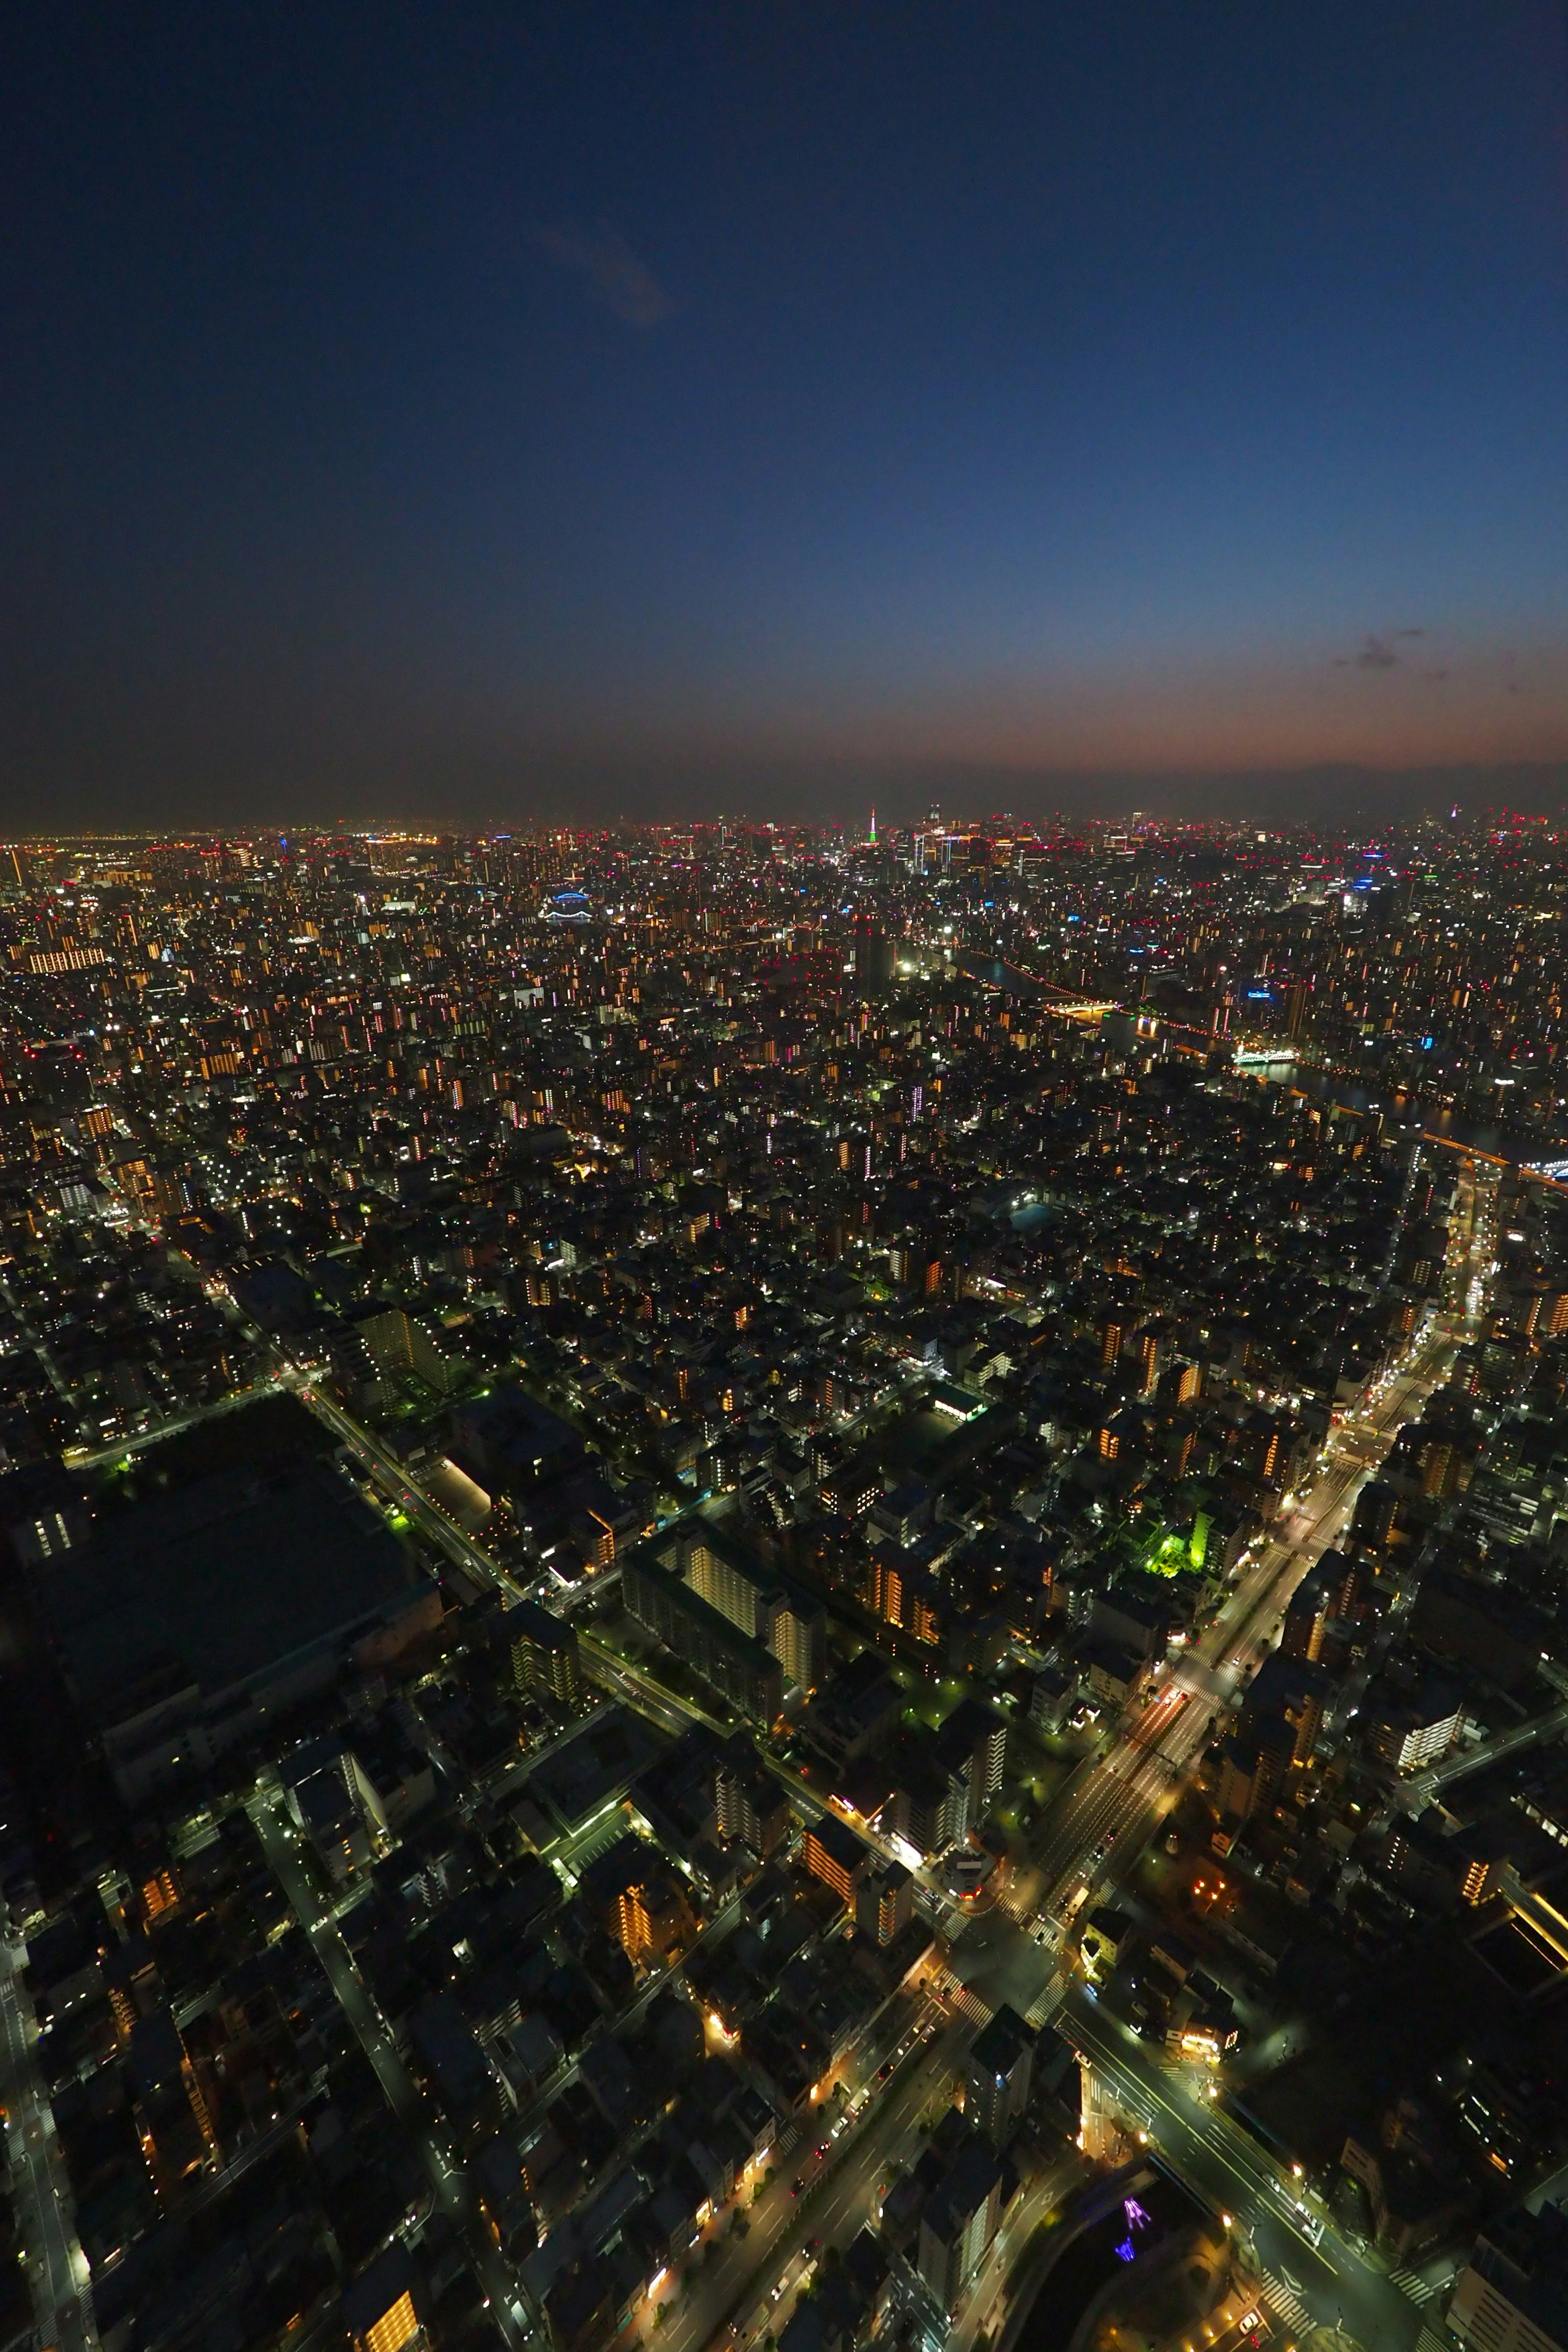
[[1315, 1548, 1363, 1619], [1219, 1651, 1330, 1824], [935, 1698, 1008, 1829], [714, 1735, 790, 1856], [918, 2136, 1005, 2309], [1279, 1565, 1333, 1664], [963, 2005, 1034, 2145], [1352, 1480, 1398, 1553], [1286, 980, 1309, 1040], [622, 1549, 784, 1723], [1365, 1679, 1464, 1774], [853, 916, 895, 990], [128, 2006, 214, 2195], [358, 1306, 469, 1398], [617, 1867, 697, 1964], [1243, 1653, 1327, 1770], [668, 1518, 825, 1692], [804, 1814, 870, 1906], [680, 1525, 775, 1639], [765, 1594, 827, 1693], [882, 1746, 970, 1858], [863, 1547, 907, 1630], [855, 1862, 913, 1946], [506, 1599, 582, 1705], [1421, 1437, 1464, 1499], [1449, 2205, 1568, 2352]]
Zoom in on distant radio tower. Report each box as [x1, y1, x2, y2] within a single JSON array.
[[869, 806, 878, 843]]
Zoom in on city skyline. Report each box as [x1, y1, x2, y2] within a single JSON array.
[[10, 18, 1568, 2352]]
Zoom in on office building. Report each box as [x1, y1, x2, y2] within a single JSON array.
[[451, 1382, 585, 1496], [820, 1453, 882, 1521]]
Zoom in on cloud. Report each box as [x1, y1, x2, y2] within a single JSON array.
[[1332, 629, 1430, 672], [535, 220, 675, 327]]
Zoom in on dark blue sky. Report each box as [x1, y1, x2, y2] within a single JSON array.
[[4, 3, 1567, 823]]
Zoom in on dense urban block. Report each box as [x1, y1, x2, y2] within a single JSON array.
[[1, 816, 1568, 2352]]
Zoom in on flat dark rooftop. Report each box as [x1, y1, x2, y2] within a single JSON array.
[[40, 1462, 425, 1714], [527, 1705, 664, 1831]]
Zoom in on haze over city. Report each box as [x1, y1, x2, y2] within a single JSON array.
[[4, 4, 1568, 824]]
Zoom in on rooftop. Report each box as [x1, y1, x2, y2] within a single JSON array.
[[38, 1459, 429, 1719]]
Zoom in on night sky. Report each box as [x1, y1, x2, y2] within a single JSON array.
[[4, 3, 1568, 826]]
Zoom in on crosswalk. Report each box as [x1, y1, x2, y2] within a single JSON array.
[[1391, 2268, 1437, 2309], [929, 1964, 994, 2025], [1024, 1977, 1065, 2030], [1260, 2271, 1313, 2334], [941, 1977, 993, 2027], [931, 1953, 1064, 2036]]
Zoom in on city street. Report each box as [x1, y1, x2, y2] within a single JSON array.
[[1061, 1991, 1423, 2352], [296, 1379, 528, 1604], [1022, 1172, 1494, 1941], [246, 1799, 531, 2351], [946, 2156, 1087, 2352], [652, 2009, 974, 2352], [0, 1931, 97, 2352], [991, 1168, 1499, 2349]]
